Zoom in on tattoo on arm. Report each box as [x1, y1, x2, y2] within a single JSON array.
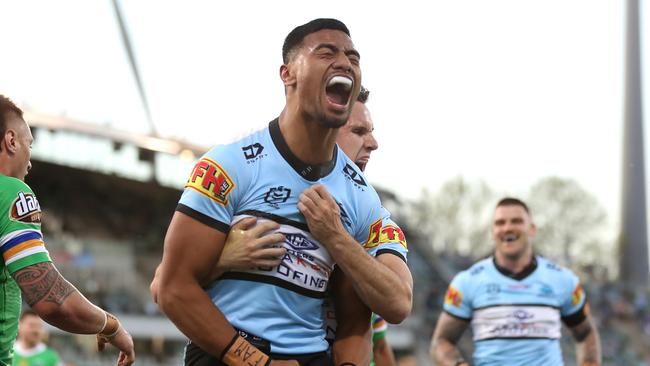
[[12, 262, 76, 306], [432, 314, 469, 364], [571, 319, 593, 342], [572, 317, 601, 363]]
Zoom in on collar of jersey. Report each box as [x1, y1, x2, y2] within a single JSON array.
[[268, 118, 338, 181], [492, 255, 538, 281]]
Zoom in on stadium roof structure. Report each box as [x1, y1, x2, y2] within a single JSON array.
[[25, 108, 206, 189], [25, 109, 208, 157]]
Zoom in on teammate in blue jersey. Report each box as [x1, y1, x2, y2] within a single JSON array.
[[157, 86, 405, 363], [430, 198, 601, 366], [154, 19, 410, 366]]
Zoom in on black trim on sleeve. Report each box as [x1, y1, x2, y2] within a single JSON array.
[[219, 272, 327, 299], [176, 204, 230, 234], [443, 309, 471, 322], [561, 301, 588, 327], [375, 249, 407, 263]]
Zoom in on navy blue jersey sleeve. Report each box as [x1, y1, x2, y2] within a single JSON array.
[[177, 144, 249, 233]]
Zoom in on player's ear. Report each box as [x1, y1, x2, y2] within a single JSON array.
[[3, 128, 18, 153], [280, 64, 297, 87], [529, 223, 537, 237]]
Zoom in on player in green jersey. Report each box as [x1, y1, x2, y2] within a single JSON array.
[[13, 310, 62, 366], [0, 95, 135, 366]]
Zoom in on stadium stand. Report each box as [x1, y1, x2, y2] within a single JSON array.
[[18, 115, 650, 365]]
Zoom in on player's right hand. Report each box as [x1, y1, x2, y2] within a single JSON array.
[[97, 327, 135, 366], [205, 217, 287, 282], [269, 360, 300, 366]]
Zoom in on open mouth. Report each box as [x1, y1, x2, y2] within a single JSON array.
[[503, 233, 518, 242], [325, 75, 353, 108]]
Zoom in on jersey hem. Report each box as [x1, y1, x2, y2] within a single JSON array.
[[218, 272, 326, 299]]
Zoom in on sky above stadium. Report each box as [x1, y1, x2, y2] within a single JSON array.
[[0, 0, 648, 238]]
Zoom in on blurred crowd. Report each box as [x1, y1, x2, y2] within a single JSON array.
[[20, 161, 650, 365]]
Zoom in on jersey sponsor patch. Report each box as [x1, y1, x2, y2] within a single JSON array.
[[226, 215, 333, 296], [472, 305, 562, 341], [445, 285, 463, 307], [571, 284, 585, 306], [10, 191, 42, 224], [186, 157, 235, 205], [364, 220, 407, 250]]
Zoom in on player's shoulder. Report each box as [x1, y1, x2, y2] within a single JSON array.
[[203, 123, 271, 164], [0, 176, 40, 219], [536, 255, 576, 277], [453, 257, 491, 284], [337, 150, 381, 201], [0, 175, 33, 196]]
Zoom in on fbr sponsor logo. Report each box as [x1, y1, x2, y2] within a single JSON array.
[[186, 158, 235, 205], [10, 192, 41, 224], [445, 286, 463, 307], [364, 219, 407, 249]]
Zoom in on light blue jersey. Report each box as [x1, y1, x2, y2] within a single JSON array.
[[177, 119, 408, 354], [443, 256, 587, 366]]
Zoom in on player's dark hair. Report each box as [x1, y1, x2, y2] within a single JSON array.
[[282, 18, 350, 63], [0, 95, 24, 152], [357, 86, 369, 104], [496, 197, 530, 214]]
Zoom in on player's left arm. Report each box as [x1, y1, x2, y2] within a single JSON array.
[[567, 307, 601, 366], [330, 267, 373, 365], [562, 279, 601, 366], [298, 184, 412, 324]]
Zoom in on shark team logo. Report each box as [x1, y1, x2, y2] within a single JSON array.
[[10, 192, 42, 224]]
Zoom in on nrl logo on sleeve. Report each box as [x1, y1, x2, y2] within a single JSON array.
[[10, 192, 42, 224], [186, 157, 235, 205]]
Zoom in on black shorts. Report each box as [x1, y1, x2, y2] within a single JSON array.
[[184, 342, 332, 366]]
